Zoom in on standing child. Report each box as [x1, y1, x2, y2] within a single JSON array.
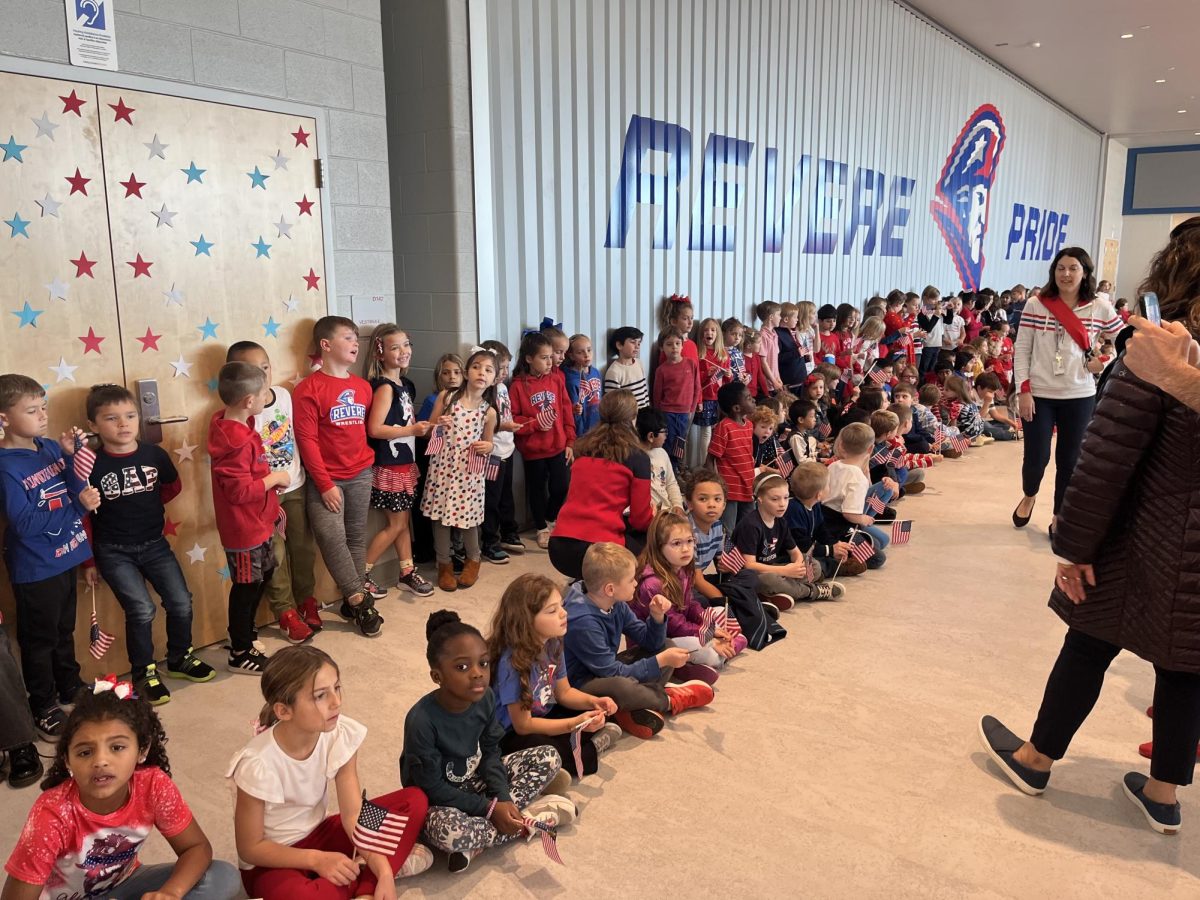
[[656, 295, 699, 367], [4, 683, 239, 900], [230, 646, 431, 898], [775, 302, 808, 392], [0, 627, 41, 788], [413, 354, 465, 568], [650, 327, 700, 470], [479, 340, 527, 563], [209, 362, 291, 673], [722, 318, 748, 384], [636, 408, 685, 515], [603, 326, 650, 408], [795, 301, 818, 370], [693, 318, 730, 465], [402, 611, 573, 874], [362, 324, 435, 599], [82, 384, 215, 705], [755, 302, 785, 393], [422, 349, 499, 592], [510, 334, 575, 550], [562, 334, 602, 438], [293, 317, 382, 638], [706, 382, 756, 533], [0, 374, 98, 738], [817, 305, 841, 362], [488, 574, 622, 780], [227, 342, 324, 644], [741, 329, 772, 400]]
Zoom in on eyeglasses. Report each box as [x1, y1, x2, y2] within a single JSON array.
[[667, 539, 696, 550]]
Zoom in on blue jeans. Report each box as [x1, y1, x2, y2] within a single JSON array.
[[664, 412, 691, 472], [859, 482, 895, 564], [94, 537, 193, 673], [107, 860, 240, 899], [983, 419, 1017, 441]]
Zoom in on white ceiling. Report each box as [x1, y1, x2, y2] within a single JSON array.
[[904, 0, 1200, 147]]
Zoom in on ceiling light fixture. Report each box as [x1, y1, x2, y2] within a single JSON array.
[[1120, 33, 1133, 39], [1156, 79, 1166, 83], [1179, 109, 1188, 114]]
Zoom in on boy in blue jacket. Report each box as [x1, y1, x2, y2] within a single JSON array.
[[785, 462, 867, 579], [0, 375, 101, 739], [562, 542, 713, 739]]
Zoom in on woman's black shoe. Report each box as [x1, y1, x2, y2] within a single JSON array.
[[1012, 499, 1035, 528], [7, 743, 43, 788]]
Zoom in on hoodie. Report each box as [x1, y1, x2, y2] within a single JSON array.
[[0, 438, 91, 583], [509, 371, 576, 460], [207, 410, 279, 550], [562, 580, 666, 686]]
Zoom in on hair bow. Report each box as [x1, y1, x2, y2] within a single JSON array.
[[540, 316, 562, 331], [94, 674, 137, 700], [469, 345, 494, 356]]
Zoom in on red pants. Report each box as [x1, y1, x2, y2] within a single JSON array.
[[242, 788, 428, 899]]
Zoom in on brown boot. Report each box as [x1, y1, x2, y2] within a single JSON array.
[[457, 558, 481, 588], [838, 558, 868, 577], [437, 563, 457, 592], [941, 446, 962, 459], [904, 481, 926, 495]]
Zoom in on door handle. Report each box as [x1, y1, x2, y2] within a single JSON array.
[[135, 379, 188, 444]]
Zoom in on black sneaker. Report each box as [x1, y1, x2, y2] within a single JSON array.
[[7, 743, 43, 788], [481, 545, 510, 565], [34, 706, 67, 741], [397, 568, 434, 597], [228, 645, 269, 676], [135, 664, 171, 706], [1123, 772, 1182, 835], [761, 601, 780, 621], [500, 535, 526, 554], [164, 648, 217, 683], [978, 715, 1050, 796], [340, 598, 384, 637], [363, 576, 388, 600]]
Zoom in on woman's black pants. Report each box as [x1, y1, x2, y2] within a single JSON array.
[[1020, 395, 1095, 514]]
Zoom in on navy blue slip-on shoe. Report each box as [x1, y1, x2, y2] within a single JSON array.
[[1123, 772, 1182, 835], [978, 715, 1050, 796]]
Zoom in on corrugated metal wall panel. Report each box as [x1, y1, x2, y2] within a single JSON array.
[[470, 0, 1101, 351]]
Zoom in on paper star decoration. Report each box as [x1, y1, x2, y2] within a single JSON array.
[[0, 135, 27, 162], [274, 215, 293, 239], [65, 168, 90, 196], [36, 194, 61, 217], [247, 166, 269, 189], [151, 203, 177, 228], [31, 112, 58, 140], [288, 372, 303, 387], [163, 283, 185, 307], [144, 134, 168, 160], [283, 294, 299, 313], [197, 317, 220, 341], [251, 236, 272, 258], [60, 90, 87, 116], [78, 327, 104, 354], [296, 195, 314, 216], [180, 161, 205, 184], [71, 251, 97, 278], [46, 279, 69, 301], [303, 268, 321, 290], [119, 173, 145, 198], [262, 316, 281, 338], [128, 253, 153, 278], [136, 326, 162, 352], [170, 355, 192, 378], [174, 441, 198, 462], [5, 212, 30, 238], [162, 518, 179, 537], [270, 149, 290, 170], [12, 302, 43, 328], [216, 565, 231, 581], [307, 352, 323, 370], [49, 357, 78, 383], [185, 542, 207, 564], [108, 97, 135, 125], [292, 126, 310, 147], [206, 377, 219, 392], [190, 234, 214, 256]]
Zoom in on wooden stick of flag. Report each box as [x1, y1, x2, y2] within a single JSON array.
[[524, 817, 563, 864]]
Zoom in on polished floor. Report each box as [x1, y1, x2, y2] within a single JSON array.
[[2, 441, 1197, 898]]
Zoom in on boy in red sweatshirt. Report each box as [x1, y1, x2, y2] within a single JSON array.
[[292, 316, 382, 637], [208, 362, 290, 674]]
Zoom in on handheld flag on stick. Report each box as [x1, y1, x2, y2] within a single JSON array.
[[353, 792, 409, 856], [850, 539, 876, 565], [722, 599, 743, 638], [73, 432, 97, 483], [424, 426, 445, 456], [485, 455, 501, 481], [890, 520, 913, 545], [865, 494, 887, 517], [467, 451, 487, 475], [536, 406, 557, 430], [569, 726, 585, 779], [524, 817, 563, 864], [696, 605, 727, 646], [88, 585, 114, 660], [718, 543, 745, 575], [774, 447, 795, 478]]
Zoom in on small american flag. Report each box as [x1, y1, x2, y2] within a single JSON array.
[[849, 539, 876, 564], [696, 605, 727, 645], [867, 367, 888, 385], [485, 455, 501, 481], [718, 543, 745, 574], [670, 435, 687, 461], [891, 520, 913, 545], [353, 792, 409, 856], [804, 552, 819, 582], [536, 405, 557, 430], [870, 445, 891, 466], [569, 726, 585, 778], [949, 433, 971, 452], [723, 600, 743, 638], [524, 817, 563, 864], [865, 494, 887, 516], [816, 420, 832, 439], [424, 426, 445, 456], [89, 611, 114, 660], [707, 366, 729, 388], [73, 433, 97, 483], [467, 451, 487, 475], [774, 447, 794, 477]]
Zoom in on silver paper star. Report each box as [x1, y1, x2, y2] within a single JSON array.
[[185, 542, 207, 564], [174, 441, 198, 462], [163, 283, 185, 307], [283, 294, 300, 313], [270, 149, 290, 171], [36, 193, 62, 218], [151, 203, 177, 228], [144, 133, 169, 160], [45, 278, 69, 301], [31, 111, 59, 140], [170, 355, 192, 378], [49, 356, 78, 383], [274, 215, 293, 239]]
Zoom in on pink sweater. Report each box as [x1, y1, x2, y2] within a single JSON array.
[[758, 326, 782, 389]]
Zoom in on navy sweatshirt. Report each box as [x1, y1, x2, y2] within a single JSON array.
[[0, 438, 91, 583], [562, 580, 666, 686]]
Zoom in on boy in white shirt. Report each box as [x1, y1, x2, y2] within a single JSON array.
[[819, 423, 898, 568], [636, 408, 684, 514]]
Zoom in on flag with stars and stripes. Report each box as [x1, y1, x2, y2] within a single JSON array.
[[865, 494, 887, 517], [718, 543, 745, 575], [524, 817, 563, 864], [774, 446, 794, 477], [424, 426, 445, 456], [73, 433, 97, 483], [849, 539, 876, 565], [485, 455, 501, 481], [696, 605, 727, 646], [569, 726, 585, 778], [891, 520, 913, 545], [353, 792, 409, 856], [467, 450, 487, 475]]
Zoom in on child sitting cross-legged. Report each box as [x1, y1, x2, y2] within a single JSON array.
[[684, 468, 733, 607], [868, 410, 932, 497], [785, 461, 868, 579], [818, 423, 898, 569], [916, 383, 963, 458], [974, 372, 1019, 441]]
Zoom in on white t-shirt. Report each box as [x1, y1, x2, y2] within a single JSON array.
[[227, 715, 366, 867], [259, 386, 306, 495], [823, 459, 869, 514], [942, 314, 965, 348], [492, 383, 515, 460], [647, 446, 683, 511]]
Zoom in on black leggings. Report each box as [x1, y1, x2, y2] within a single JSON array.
[[500, 706, 600, 777], [1030, 629, 1200, 785], [1020, 395, 1095, 514], [549, 531, 646, 581], [228, 577, 270, 652], [524, 452, 571, 530]]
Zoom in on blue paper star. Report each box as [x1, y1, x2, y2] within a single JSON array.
[[251, 236, 271, 258], [246, 166, 269, 189], [197, 317, 220, 341], [181, 161, 206, 184], [0, 135, 26, 162], [206, 377, 220, 393], [190, 234, 214, 256], [12, 301, 43, 328], [5, 212, 30, 238], [262, 316, 281, 338], [216, 565, 230, 581]]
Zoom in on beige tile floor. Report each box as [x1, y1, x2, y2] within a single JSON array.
[[3, 440, 1198, 898]]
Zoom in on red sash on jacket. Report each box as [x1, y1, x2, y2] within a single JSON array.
[[1040, 297, 1092, 353]]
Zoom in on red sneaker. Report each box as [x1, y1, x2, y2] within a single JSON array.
[[278, 609, 313, 644], [613, 708, 665, 740], [297, 597, 324, 632], [665, 680, 715, 716], [1139, 741, 1200, 761], [761, 593, 795, 612]]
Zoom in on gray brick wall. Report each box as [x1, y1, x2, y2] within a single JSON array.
[[0, 0, 390, 320]]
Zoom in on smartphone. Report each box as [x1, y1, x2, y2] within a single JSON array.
[[1139, 292, 1162, 325]]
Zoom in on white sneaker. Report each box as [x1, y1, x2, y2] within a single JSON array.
[[592, 722, 623, 756], [396, 842, 434, 878], [545, 768, 572, 795], [536, 527, 552, 549], [523, 793, 577, 828]]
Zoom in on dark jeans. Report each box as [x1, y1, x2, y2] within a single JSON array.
[[94, 537, 193, 673], [12, 569, 81, 714], [524, 452, 571, 530], [663, 412, 691, 473], [1031, 629, 1200, 785], [228, 575, 271, 653], [481, 455, 518, 549], [0, 627, 36, 750], [919, 346, 941, 376], [500, 706, 600, 777], [1021, 395, 1095, 514]]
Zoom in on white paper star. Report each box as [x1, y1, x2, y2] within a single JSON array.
[[144, 133, 169, 160], [185, 542, 207, 564], [283, 294, 300, 313], [49, 356, 78, 383], [170, 355, 192, 378], [36, 193, 62, 218], [288, 372, 303, 387], [274, 215, 293, 239], [173, 440, 198, 462], [151, 203, 177, 228], [45, 278, 69, 301], [270, 149, 290, 171], [163, 283, 184, 307], [31, 111, 58, 140]]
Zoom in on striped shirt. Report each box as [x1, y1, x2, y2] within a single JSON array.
[[708, 417, 755, 502], [1013, 297, 1122, 400], [689, 513, 725, 571], [604, 358, 650, 408]]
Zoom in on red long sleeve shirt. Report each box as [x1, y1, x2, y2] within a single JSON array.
[[553, 452, 653, 543], [207, 411, 279, 549], [652, 358, 701, 413], [510, 371, 576, 460], [292, 370, 374, 493]]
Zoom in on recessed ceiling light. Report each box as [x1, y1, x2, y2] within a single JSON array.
[[1030, 41, 1041, 48], [1169, 67, 1177, 71], [1120, 33, 1133, 39], [1179, 109, 1188, 114], [1140, 25, 1151, 29], [1156, 79, 1167, 83], [1194, 132, 1200, 136]]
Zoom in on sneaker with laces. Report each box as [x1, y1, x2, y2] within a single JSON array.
[[397, 843, 434, 878], [363, 576, 388, 600], [536, 527, 552, 549], [447, 848, 480, 873], [340, 598, 384, 637], [613, 708, 665, 740], [761, 592, 795, 611], [665, 680, 715, 716], [7, 743, 43, 788], [135, 664, 171, 706], [591, 722, 623, 756], [500, 535, 526, 554], [228, 644, 269, 676], [297, 596, 324, 631], [813, 581, 846, 601], [164, 648, 217, 682], [481, 545, 510, 564], [35, 706, 67, 741], [671, 662, 720, 686], [523, 793, 577, 828], [397, 568, 434, 597], [277, 609, 314, 644]]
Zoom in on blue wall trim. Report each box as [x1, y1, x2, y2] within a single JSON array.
[[1123, 143, 1200, 215]]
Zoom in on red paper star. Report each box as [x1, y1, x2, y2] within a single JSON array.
[[108, 97, 135, 125], [307, 352, 323, 369], [71, 251, 97, 278], [163, 518, 179, 537], [78, 327, 105, 354], [60, 89, 87, 116], [65, 168, 91, 196], [119, 173, 146, 198], [136, 327, 162, 352], [128, 254, 153, 278], [303, 268, 321, 291], [292, 126, 310, 147], [296, 195, 314, 216]]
